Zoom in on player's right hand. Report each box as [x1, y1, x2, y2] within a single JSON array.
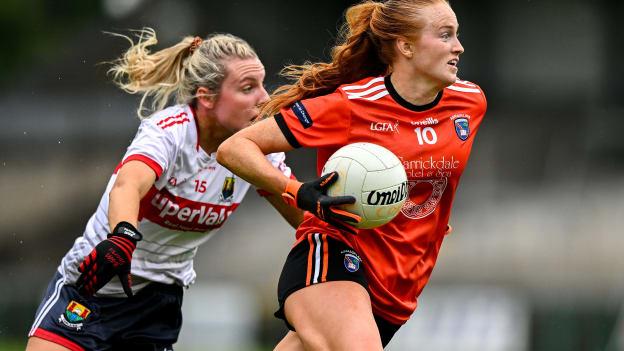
[[76, 221, 142, 298], [281, 172, 361, 234]]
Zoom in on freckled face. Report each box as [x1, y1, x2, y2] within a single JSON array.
[[211, 58, 269, 133], [408, 2, 464, 88]]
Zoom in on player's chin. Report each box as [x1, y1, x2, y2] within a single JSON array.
[[447, 66, 459, 80], [440, 72, 458, 86]]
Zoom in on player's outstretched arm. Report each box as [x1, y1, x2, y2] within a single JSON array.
[[75, 160, 156, 297], [108, 161, 157, 228]]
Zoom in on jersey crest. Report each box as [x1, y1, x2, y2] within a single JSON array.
[[59, 300, 91, 331], [220, 176, 235, 202], [452, 114, 470, 141]]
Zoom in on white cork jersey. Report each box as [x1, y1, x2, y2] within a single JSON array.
[[58, 104, 291, 296]]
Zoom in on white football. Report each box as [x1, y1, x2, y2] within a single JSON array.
[[321, 142, 408, 229]]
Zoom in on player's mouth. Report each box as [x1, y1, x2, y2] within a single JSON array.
[[447, 58, 459, 71]]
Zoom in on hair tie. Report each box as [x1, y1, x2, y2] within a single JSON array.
[[190, 36, 203, 53]]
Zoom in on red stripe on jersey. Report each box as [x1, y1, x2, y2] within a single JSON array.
[[113, 155, 164, 179], [139, 186, 239, 232], [157, 112, 188, 126], [160, 118, 190, 129], [32, 328, 85, 351]]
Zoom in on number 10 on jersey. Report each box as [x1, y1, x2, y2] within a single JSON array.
[[414, 127, 437, 145]]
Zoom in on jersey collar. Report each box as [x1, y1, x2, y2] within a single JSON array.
[[384, 75, 443, 112]]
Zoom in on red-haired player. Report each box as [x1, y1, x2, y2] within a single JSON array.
[[217, 0, 486, 349]]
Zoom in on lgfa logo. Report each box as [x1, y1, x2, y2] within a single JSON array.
[[370, 121, 399, 133]]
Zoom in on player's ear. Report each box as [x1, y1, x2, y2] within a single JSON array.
[[396, 37, 414, 59], [196, 87, 216, 109]]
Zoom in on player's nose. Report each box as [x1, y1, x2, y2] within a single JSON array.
[[258, 86, 270, 105]]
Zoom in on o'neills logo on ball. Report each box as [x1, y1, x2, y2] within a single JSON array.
[[366, 181, 408, 205]]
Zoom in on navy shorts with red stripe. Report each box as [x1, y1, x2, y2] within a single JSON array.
[[28, 271, 183, 351], [274, 233, 401, 347]]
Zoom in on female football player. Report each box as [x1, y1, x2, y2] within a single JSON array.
[[26, 28, 302, 351], [217, 0, 487, 349]]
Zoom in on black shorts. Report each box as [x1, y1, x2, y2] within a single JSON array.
[[28, 271, 183, 351], [275, 233, 401, 347]]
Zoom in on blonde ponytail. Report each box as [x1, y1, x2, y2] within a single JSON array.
[[107, 28, 258, 119]]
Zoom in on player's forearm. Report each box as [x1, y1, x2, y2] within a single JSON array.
[[108, 182, 142, 230], [264, 194, 304, 229], [217, 135, 289, 195]]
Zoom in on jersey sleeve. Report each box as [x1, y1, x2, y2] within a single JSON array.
[[274, 90, 351, 149], [472, 85, 488, 131], [476, 85, 487, 117], [121, 118, 178, 179]]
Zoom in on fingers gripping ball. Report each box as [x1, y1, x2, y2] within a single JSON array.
[[321, 142, 408, 229], [282, 172, 361, 234]]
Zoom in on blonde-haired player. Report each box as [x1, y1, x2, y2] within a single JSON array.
[[26, 28, 302, 351]]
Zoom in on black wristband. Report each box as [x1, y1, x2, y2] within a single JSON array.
[[109, 221, 143, 242]]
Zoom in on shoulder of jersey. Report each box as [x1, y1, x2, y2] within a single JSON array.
[[338, 76, 388, 102], [445, 79, 486, 108], [148, 104, 194, 132], [445, 79, 484, 96]]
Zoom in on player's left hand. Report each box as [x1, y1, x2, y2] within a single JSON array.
[[75, 221, 142, 297], [282, 172, 361, 234]]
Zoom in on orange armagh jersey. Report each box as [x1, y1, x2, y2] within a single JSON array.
[[275, 75, 487, 324]]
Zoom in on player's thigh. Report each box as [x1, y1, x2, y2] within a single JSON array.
[[274, 331, 305, 351], [26, 336, 73, 351], [284, 280, 383, 351]]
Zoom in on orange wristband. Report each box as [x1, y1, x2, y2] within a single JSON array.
[[281, 179, 302, 207]]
